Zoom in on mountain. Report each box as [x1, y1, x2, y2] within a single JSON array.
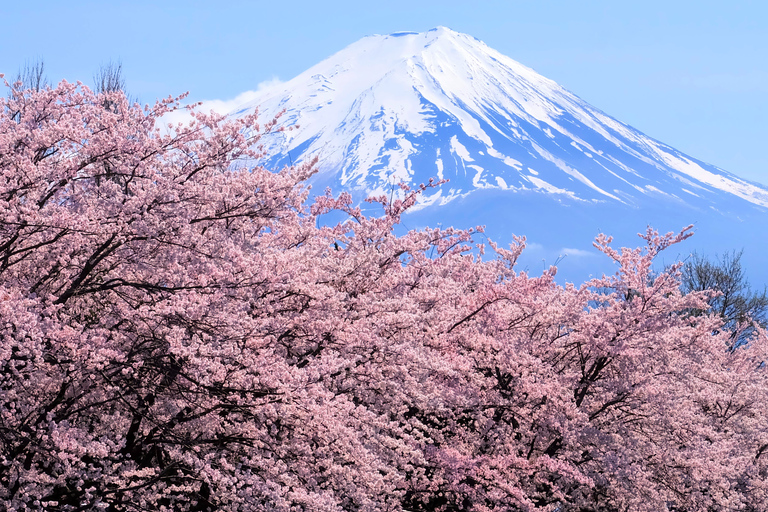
[[234, 27, 768, 283]]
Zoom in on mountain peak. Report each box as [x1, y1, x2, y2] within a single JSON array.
[[382, 26, 480, 45], [379, 26, 461, 40], [428, 25, 454, 33]]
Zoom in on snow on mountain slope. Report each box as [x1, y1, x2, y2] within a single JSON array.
[[235, 27, 768, 213]]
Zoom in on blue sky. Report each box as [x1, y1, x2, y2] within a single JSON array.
[[2, 0, 766, 184]]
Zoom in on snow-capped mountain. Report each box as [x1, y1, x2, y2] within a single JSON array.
[[234, 27, 768, 283], [237, 27, 766, 210]]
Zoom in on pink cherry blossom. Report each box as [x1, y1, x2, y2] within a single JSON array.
[[1, 80, 766, 511]]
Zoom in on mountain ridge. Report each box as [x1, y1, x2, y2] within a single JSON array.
[[235, 27, 768, 214]]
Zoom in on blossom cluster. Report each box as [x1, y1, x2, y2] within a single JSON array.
[[1, 80, 766, 511]]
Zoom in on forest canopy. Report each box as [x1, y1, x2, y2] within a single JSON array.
[[1, 79, 766, 511]]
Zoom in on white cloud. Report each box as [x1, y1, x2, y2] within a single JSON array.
[[160, 77, 283, 128], [559, 247, 595, 258], [524, 241, 545, 251]]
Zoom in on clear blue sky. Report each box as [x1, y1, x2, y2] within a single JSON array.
[[2, 0, 766, 184]]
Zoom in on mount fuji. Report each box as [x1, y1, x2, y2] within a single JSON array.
[[234, 27, 768, 283]]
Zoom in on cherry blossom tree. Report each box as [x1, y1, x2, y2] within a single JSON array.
[[1, 78, 766, 511]]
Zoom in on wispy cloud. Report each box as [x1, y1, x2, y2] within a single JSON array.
[[161, 77, 283, 127], [524, 242, 545, 251], [559, 247, 596, 258]]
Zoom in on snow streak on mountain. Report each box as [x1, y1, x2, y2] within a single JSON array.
[[231, 27, 768, 284], [237, 27, 768, 213]]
